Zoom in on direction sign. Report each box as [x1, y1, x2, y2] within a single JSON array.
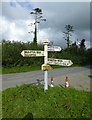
[[48, 58, 73, 66], [48, 46, 61, 51], [21, 50, 44, 57]]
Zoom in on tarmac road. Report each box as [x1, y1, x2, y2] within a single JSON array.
[[1, 66, 92, 91]]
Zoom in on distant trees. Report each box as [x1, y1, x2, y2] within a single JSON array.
[[1, 37, 91, 68], [2, 40, 44, 67], [63, 24, 87, 52], [79, 39, 86, 51], [63, 25, 88, 58], [70, 41, 78, 55], [63, 24, 74, 48]]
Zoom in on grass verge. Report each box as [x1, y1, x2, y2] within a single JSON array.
[[2, 64, 81, 74], [2, 65, 41, 74], [0, 91, 2, 120], [2, 84, 91, 119], [0, 68, 2, 74]]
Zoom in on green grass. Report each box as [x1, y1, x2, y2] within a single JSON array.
[[2, 64, 81, 74], [2, 84, 91, 119], [2, 65, 41, 74], [0, 68, 2, 74], [0, 91, 2, 120]]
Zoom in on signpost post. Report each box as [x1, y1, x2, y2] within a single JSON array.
[[43, 40, 49, 91], [21, 39, 50, 92]]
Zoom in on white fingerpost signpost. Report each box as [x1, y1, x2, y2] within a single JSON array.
[[21, 39, 73, 92], [21, 39, 50, 92]]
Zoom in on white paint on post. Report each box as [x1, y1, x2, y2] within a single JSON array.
[[43, 39, 49, 91], [44, 42, 48, 65]]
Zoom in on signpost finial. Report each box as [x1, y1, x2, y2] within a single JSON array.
[[43, 39, 49, 45]]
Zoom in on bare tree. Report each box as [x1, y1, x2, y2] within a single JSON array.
[[30, 8, 46, 44]]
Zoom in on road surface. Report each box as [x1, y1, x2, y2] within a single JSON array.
[[1, 66, 92, 91]]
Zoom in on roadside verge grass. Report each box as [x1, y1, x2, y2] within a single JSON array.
[[2, 64, 80, 74], [0, 67, 2, 74], [2, 84, 91, 119], [2, 65, 41, 74]]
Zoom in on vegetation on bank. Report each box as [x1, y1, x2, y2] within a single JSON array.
[[2, 65, 41, 74], [1, 64, 83, 74], [0, 39, 92, 74], [2, 84, 91, 119]]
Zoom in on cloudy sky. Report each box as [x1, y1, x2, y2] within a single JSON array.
[[1, 1, 91, 48]]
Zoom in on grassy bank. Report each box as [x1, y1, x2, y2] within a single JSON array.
[[2, 84, 91, 119], [2, 64, 81, 74], [2, 65, 41, 74], [0, 68, 1, 74]]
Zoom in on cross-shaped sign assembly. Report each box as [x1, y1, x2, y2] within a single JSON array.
[[21, 39, 73, 92]]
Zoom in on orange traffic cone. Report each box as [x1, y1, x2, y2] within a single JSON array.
[[65, 76, 70, 88]]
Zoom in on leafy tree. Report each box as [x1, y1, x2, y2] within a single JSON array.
[[63, 24, 74, 48], [85, 48, 92, 64], [79, 39, 86, 51], [70, 41, 78, 55]]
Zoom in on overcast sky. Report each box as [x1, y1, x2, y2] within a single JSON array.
[[1, 1, 91, 48]]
